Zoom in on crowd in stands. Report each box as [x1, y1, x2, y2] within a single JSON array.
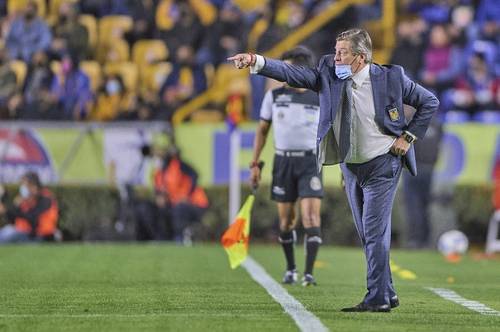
[[0, 0, 497, 123], [391, 0, 500, 121]]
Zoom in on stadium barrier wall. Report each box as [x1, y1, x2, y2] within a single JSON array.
[[1, 183, 493, 246]]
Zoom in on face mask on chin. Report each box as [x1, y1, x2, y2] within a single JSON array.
[[335, 55, 359, 80]]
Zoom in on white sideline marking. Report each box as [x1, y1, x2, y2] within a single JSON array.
[[243, 257, 329, 332], [427, 287, 500, 316]]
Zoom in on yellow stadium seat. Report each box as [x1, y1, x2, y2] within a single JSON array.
[[190, 109, 224, 123], [98, 15, 133, 46], [79, 14, 98, 52], [8, 0, 46, 17], [104, 62, 139, 92], [97, 39, 130, 64], [156, 0, 174, 31], [140, 62, 172, 95], [188, 0, 216, 26], [48, 0, 78, 22], [132, 40, 168, 68], [9, 60, 27, 88], [232, 0, 267, 12], [80, 60, 102, 92]]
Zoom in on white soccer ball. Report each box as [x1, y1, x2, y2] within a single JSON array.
[[437, 230, 469, 255]]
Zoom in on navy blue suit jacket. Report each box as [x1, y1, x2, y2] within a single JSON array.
[[258, 55, 440, 176]]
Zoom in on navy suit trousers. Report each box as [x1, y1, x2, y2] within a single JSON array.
[[341, 153, 403, 305]]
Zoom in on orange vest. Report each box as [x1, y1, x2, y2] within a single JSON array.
[[154, 158, 209, 208], [15, 188, 59, 237]]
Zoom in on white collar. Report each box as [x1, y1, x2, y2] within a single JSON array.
[[351, 64, 370, 88]]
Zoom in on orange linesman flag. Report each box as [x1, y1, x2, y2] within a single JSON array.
[[221, 194, 255, 269]]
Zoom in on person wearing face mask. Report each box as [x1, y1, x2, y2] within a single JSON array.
[[5, 1, 52, 63], [229, 28, 439, 312], [92, 74, 135, 121], [0, 172, 59, 243]]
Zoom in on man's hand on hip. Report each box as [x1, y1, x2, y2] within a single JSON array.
[[227, 53, 256, 69], [390, 136, 410, 156]]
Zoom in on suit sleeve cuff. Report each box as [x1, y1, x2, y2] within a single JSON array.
[[250, 55, 265, 74]]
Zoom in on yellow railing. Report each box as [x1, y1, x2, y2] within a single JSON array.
[[173, 0, 399, 125]]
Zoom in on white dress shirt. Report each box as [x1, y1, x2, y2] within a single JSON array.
[[334, 64, 395, 164]]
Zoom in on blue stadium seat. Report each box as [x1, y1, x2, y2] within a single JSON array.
[[471, 111, 500, 124], [444, 110, 470, 124]]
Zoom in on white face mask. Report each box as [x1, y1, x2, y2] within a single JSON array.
[[19, 184, 30, 198]]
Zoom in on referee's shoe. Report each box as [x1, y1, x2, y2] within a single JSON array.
[[301, 274, 317, 286], [282, 269, 298, 284]]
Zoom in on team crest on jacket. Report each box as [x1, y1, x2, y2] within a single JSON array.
[[388, 108, 400, 121], [310, 176, 322, 191]]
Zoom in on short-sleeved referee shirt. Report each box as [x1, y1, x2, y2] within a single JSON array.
[[260, 87, 320, 151]]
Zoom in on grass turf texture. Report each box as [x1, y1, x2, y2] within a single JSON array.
[[0, 245, 499, 331]]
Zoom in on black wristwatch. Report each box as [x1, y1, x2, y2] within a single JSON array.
[[402, 131, 416, 144]]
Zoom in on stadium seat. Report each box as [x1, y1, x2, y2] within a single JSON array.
[[9, 60, 27, 88], [80, 61, 102, 92], [79, 14, 98, 53], [8, 0, 46, 17], [98, 16, 133, 46], [97, 39, 130, 64], [444, 110, 470, 124], [190, 109, 224, 123], [188, 0, 217, 26], [132, 40, 169, 68], [471, 111, 500, 124], [140, 62, 172, 95], [104, 62, 138, 92], [48, 0, 78, 22], [155, 0, 176, 31], [232, 0, 268, 12]]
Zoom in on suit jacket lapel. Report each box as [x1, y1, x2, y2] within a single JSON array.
[[370, 64, 386, 126]]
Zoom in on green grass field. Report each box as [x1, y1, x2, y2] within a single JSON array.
[[0, 244, 499, 332]]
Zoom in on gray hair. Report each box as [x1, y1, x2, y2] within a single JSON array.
[[336, 28, 372, 63]]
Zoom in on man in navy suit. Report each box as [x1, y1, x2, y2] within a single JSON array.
[[229, 28, 439, 312]]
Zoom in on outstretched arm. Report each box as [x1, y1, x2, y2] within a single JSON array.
[[228, 53, 320, 92]]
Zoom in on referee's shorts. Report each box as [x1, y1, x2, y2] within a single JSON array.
[[271, 149, 323, 202]]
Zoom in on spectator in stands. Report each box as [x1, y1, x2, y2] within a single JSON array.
[[445, 51, 500, 114], [15, 51, 55, 119], [420, 24, 462, 96], [124, 0, 157, 46], [159, 45, 207, 121], [208, 2, 246, 67], [0, 48, 18, 119], [92, 74, 136, 121], [156, 0, 205, 57], [0, 172, 59, 243], [153, 145, 208, 245], [5, 1, 52, 63], [390, 19, 427, 80], [50, 54, 92, 120], [475, 0, 500, 33], [51, 2, 90, 61]]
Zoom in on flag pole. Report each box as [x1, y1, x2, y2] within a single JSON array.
[[228, 128, 241, 225]]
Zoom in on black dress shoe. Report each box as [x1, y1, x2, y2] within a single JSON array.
[[341, 302, 391, 313], [390, 296, 399, 308]]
